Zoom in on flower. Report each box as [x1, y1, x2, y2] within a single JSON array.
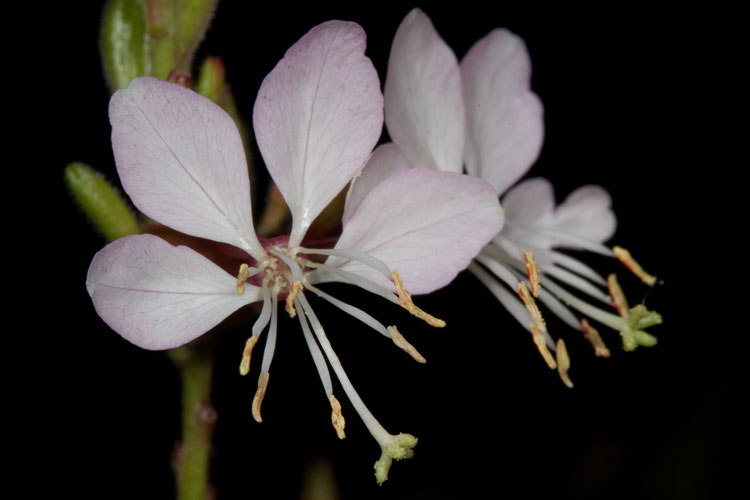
[[346, 9, 661, 386], [86, 21, 503, 482]]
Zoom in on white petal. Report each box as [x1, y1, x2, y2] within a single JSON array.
[[86, 234, 259, 350], [461, 29, 544, 194], [331, 168, 504, 294], [502, 177, 555, 226], [554, 185, 617, 244], [109, 77, 265, 259], [253, 21, 384, 247], [384, 9, 465, 173], [342, 143, 413, 226]]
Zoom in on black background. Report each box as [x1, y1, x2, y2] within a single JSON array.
[[33, 2, 733, 499]]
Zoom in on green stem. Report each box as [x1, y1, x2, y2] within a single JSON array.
[[170, 338, 216, 500]]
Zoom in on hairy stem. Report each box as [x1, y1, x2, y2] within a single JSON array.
[[170, 338, 217, 500]]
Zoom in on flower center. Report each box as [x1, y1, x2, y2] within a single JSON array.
[[257, 248, 296, 295]]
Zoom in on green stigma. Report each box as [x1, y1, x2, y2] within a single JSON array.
[[374, 433, 418, 485], [621, 305, 662, 351]]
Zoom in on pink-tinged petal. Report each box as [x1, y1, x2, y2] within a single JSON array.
[[342, 143, 413, 226], [498, 178, 556, 250], [461, 29, 544, 195], [332, 168, 504, 294], [110, 77, 265, 260], [384, 9, 464, 173], [502, 177, 555, 226], [554, 185, 617, 244], [253, 21, 384, 247], [86, 234, 260, 350]]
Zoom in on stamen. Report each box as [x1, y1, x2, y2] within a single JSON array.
[[268, 247, 304, 282], [537, 289, 582, 331], [517, 282, 546, 333], [607, 274, 630, 318], [556, 338, 573, 388], [304, 281, 390, 338], [296, 295, 419, 484], [305, 261, 398, 305], [469, 262, 534, 329], [485, 245, 611, 305], [387, 326, 426, 363], [530, 323, 557, 369], [542, 278, 625, 332], [239, 335, 259, 376], [330, 395, 346, 439], [260, 292, 279, 374], [295, 297, 334, 396], [391, 270, 446, 328], [252, 287, 273, 336], [501, 224, 613, 256], [285, 280, 303, 318], [297, 247, 393, 281], [252, 372, 269, 423], [581, 319, 611, 358], [548, 249, 607, 285], [523, 251, 540, 297], [544, 265, 613, 304], [519, 282, 557, 368], [296, 293, 394, 447], [613, 246, 657, 286], [236, 263, 249, 294]]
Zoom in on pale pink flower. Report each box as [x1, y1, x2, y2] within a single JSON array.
[[86, 21, 503, 482], [348, 9, 660, 385]]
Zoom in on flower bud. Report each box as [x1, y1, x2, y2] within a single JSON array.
[[101, 0, 150, 91], [64, 162, 139, 241], [173, 0, 219, 70], [195, 56, 225, 104]]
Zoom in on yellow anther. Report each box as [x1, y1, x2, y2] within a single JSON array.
[[387, 326, 426, 363], [517, 282, 547, 333], [607, 273, 630, 318], [391, 270, 446, 328], [581, 319, 611, 358], [252, 372, 269, 423], [285, 280, 303, 318], [239, 335, 259, 376], [236, 263, 249, 294], [329, 395, 346, 439], [530, 323, 557, 369], [523, 251, 540, 297], [556, 338, 574, 388], [613, 246, 657, 286]]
